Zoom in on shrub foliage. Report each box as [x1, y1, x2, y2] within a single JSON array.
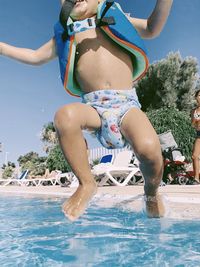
[[147, 107, 196, 160]]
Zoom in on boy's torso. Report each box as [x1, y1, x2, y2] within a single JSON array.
[[74, 28, 134, 93]]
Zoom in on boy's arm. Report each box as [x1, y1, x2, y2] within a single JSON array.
[[129, 0, 173, 39], [0, 38, 57, 65]]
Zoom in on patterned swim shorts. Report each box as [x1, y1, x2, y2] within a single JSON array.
[[82, 88, 141, 149]]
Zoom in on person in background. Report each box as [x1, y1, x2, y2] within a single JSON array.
[[191, 89, 200, 184]]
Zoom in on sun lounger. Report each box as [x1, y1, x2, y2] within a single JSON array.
[[92, 151, 141, 186], [29, 170, 63, 186], [0, 170, 29, 186], [99, 154, 114, 164], [28, 171, 79, 187]]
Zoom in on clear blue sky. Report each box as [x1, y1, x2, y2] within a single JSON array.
[[0, 0, 200, 166]]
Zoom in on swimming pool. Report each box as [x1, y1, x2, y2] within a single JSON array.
[[0, 195, 200, 267]]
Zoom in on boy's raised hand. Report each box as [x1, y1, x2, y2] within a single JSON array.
[[0, 42, 3, 55]]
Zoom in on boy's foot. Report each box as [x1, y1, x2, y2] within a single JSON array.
[[62, 181, 97, 221], [144, 194, 165, 218]]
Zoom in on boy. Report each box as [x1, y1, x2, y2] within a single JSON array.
[[0, 0, 173, 221]]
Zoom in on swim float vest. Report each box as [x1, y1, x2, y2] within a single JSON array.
[[54, 1, 149, 97]]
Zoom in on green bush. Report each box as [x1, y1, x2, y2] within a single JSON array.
[[2, 166, 14, 179], [147, 107, 195, 160], [2, 162, 16, 179], [136, 52, 199, 112], [46, 145, 71, 173], [17, 152, 47, 177]]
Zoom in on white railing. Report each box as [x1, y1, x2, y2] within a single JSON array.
[[88, 146, 132, 162]]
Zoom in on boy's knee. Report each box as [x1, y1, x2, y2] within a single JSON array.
[[136, 139, 162, 164], [54, 105, 79, 133]]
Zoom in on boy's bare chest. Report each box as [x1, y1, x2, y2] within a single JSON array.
[[74, 28, 123, 59], [73, 29, 133, 91]]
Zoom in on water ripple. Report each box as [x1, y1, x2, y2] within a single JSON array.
[[0, 195, 200, 267]]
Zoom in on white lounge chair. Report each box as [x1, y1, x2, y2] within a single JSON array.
[[99, 154, 114, 164], [29, 170, 63, 186], [28, 171, 78, 187], [0, 169, 29, 186], [0, 170, 64, 187], [92, 151, 141, 186]]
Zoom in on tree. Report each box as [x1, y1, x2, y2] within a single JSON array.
[[17, 152, 47, 176], [176, 56, 199, 111], [39, 122, 71, 173], [2, 161, 16, 169], [46, 145, 71, 173], [147, 107, 195, 160], [2, 166, 14, 179], [40, 122, 58, 153], [2, 161, 16, 179], [16, 123, 70, 176], [136, 51, 199, 112]]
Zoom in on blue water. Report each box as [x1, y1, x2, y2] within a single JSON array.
[[0, 195, 200, 267]]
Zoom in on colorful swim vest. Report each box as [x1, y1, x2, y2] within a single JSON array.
[[54, 1, 149, 97]]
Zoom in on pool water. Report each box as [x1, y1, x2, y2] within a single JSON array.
[[0, 195, 200, 267]]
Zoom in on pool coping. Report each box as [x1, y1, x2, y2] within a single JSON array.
[[0, 184, 200, 199], [1, 185, 200, 219]]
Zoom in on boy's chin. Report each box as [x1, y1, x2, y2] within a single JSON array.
[[71, 13, 87, 21], [71, 9, 87, 20], [71, 11, 96, 21]]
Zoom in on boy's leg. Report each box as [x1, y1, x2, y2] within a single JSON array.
[[121, 108, 165, 218], [54, 103, 101, 221]]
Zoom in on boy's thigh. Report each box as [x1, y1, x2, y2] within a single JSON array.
[[55, 102, 101, 130], [121, 108, 160, 151]]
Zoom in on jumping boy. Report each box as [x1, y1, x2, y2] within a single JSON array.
[[0, 0, 173, 221]]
